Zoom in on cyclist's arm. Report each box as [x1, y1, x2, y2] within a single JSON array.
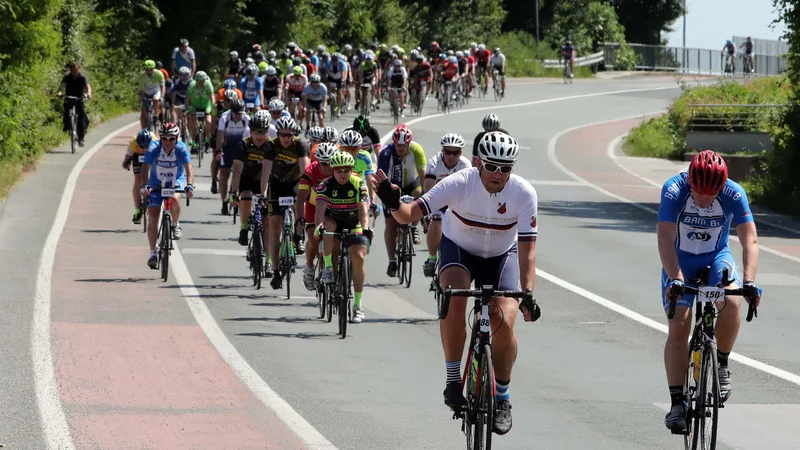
[[737, 222, 759, 281], [215, 115, 226, 152], [84, 80, 92, 98], [518, 240, 536, 292], [260, 159, 273, 197], [314, 196, 328, 226], [657, 222, 682, 281], [178, 145, 194, 186], [517, 192, 538, 291], [423, 177, 436, 193]]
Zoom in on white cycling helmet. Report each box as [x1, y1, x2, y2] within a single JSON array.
[[314, 142, 338, 162], [478, 132, 519, 165], [323, 126, 339, 143], [253, 109, 271, 123], [275, 116, 295, 131], [268, 98, 285, 112], [482, 113, 500, 131], [478, 44, 486, 51], [440, 133, 465, 148], [265, 66, 277, 76], [229, 51, 239, 59], [338, 129, 363, 147], [470, 42, 477, 49], [456, 51, 464, 58], [308, 126, 324, 141]]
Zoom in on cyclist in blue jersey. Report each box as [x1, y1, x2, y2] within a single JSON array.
[[722, 39, 737, 73], [171, 39, 196, 77], [239, 65, 264, 111], [659, 150, 761, 433], [302, 73, 328, 129], [140, 122, 195, 269], [169, 67, 193, 138], [742, 36, 755, 73], [560, 39, 576, 77]]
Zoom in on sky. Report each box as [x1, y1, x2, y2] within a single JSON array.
[[664, 0, 787, 49]]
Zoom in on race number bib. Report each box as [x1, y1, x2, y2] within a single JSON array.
[[160, 188, 175, 197], [279, 196, 294, 206], [698, 286, 725, 303]]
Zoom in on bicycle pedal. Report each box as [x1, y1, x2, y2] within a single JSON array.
[[670, 427, 689, 436]]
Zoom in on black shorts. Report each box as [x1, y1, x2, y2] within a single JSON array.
[[306, 99, 323, 112], [326, 220, 369, 247], [438, 234, 520, 291], [264, 89, 279, 101], [267, 180, 299, 216], [390, 76, 405, 89], [239, 174, 261, 194], [132, 154, 144, 175], [492, 66, 505, 76], [327, 78, 343, 90], [478, 61, 488, 70]]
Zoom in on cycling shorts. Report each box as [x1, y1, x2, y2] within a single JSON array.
[[189, 104, 212, 115], [267, 180, 299, 216], [148, 184, 185, 208], [327, 78, 343, 90], [438, 234, 520, 292], [238, 174, 261, 194], [131, 154, 145, 175], [660, 248, 742, 311], [306, 99, 323, 112]]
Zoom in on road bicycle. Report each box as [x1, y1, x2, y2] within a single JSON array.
[[154, 183, 189, 282], [276, 196, 298, 299], [194, 110, 208, 168], [318, 228, 366, 338], [389, 87, 403, 124], [440, 285, 540, 450], [742, 53, 753, 79], [359, 82, 373, 118], [64, 95, 86, 154], [245, 194, 266, 289], [563, 60, 574, 84], [492, 70, 503, 102], [142, 97, 156, 132], [328, 84, 339, 123], [395, 223, 415, 288], [666, 266, 759, 449]]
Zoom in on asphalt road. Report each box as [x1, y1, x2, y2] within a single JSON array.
[[2, 76, 799, 449]]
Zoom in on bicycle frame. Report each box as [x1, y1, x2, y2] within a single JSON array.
[[156, 186, 176, 282], [278, 196, 297, 298], [247, 194, 265, 289]]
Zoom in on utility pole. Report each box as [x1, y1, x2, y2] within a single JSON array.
[[682, 0, 687, 72], [535, 0, 540, 43]]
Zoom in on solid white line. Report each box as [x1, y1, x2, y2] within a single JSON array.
[[33, 121, 139, 450], [170, 245, 338, 449], [606, 133, 800, 238], [547, 121, 800, 386]]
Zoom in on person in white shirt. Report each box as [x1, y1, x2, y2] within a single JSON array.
[[215, 98, 250, 215], [490, 48, 506, 96], [374, 131, 538, 436]]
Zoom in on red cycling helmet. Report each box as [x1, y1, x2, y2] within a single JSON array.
[[393, 124, 413, 145], [688, 150, 728, 195], [431, 41, 440, 49]]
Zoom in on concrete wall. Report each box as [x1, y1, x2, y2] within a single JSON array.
[[686, 131, 772, 153]]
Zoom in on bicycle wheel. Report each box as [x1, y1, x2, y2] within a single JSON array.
[[70, 110, 77, 154], [316, 260, 327, 319], [197, 128, 204, 168], [338, 255, 351, 338], [404, 227, 414, 288], [252, 226, 263, 290], [693, 344, 719, 450], [282, 229, 293, 299], [159, 214, 171, 282], [474, 344, 495, 450], [140, 195, 148, 232], [326, 283, 334, 323], [397, 231, 406, 285]]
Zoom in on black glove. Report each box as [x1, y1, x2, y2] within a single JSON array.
[[363, 228, 374, 243], [376, 179, 401, 210], [743, 281, 762, 301]]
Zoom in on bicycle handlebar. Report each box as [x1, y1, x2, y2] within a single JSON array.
[[443, 286, 541, 322], [667, 267, 758, 322]]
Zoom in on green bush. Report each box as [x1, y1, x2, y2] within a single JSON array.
[[614, 43, 640, 71], [623, 115, 682, 159], [490, 31, 592, 78]]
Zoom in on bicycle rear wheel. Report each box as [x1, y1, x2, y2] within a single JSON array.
[[70, 110, 77, 154], [252, 226, 263, 290], [140, 195, 148, 232], [338, 256, 351, 338], [693, 344, 719, 450], [404, 227, 414, 288], [397, 231, 406, 285], [197, 128, 204, 168], [282, 229, 293, 299], [316, 260, 327, 319]]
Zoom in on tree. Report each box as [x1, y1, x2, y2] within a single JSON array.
[[549, 0, 625, 53], [610, 0, 683, 45]]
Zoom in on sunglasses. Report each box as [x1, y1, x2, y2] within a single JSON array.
[[278, 132, 293, 138], [319, 162, 331, 167], [335, 168, 352, 174], [162, 136, 177, 142], [443, 149, 461, 156], [483, 162, 513, 174], [252, 129, 268, 135], [341, 146, 359, 151], [270, 111, 282, 115]]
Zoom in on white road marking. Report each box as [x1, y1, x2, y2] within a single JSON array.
[[606, 133, 800, 237], [546, 120, 800, 386], [171, 244, 338, 449], [34, 121, 140, 450]]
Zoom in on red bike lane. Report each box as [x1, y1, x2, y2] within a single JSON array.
[[556, 117, 800, 260], [49, 125, 306, 449]]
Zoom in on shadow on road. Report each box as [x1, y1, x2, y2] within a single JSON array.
[[361, 317, 437, 325], [75, 277, 150, 283], [238, 331, 338, 340], [250, 301, 317, 308], [226, 315, 321, 324], [80, 229, 139, 234]]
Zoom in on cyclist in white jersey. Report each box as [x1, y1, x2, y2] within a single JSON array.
[[422, 133, 471, 277], [215, 98, 250, 216], [375, 131, 538, 436]]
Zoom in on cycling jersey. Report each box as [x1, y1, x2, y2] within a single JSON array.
[[743, 41, 755, 54], [228, 58, 242, 77], [315, 173, 369, 228], [724, 42, 736, 54], [138, 71, 165, 97], [326, 59, 348, 80], [658, 171, 753, 257], [378, 142, 426, 187], [424, 152, 471, 182], [475, 50, 491, 64], [561, 45, 576, 58], [490, 53, 506, 68], [144, 140, 192, 188], [238, 77, 263, 103], [299, 160, 331, 206], [262, 75, 281, 93], [302, 83, 327, 102], [286, 74, 308, 93], [387, 66, 407, 89], [442, 62, 458, 79], [172, 47, 195, 73], [266, 137, 309, 183], [187, 80, 214, 108], [234, 137, 270, 193], [457, 58, 467, 75], [411, 62, 432, 80], [341, 149, 375, 181], [215, 87, 242, 101], [417, 168, 537, 258]]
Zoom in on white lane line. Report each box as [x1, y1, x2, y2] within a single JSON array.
[[34, 121, 140, 450], [606, 133, 800, 237], [171, 244, 338, 449], [547, 123, 800, 386]]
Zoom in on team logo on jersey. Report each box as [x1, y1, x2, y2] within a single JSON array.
[[314, 183, 325, 192], [531, 216, 537, 228], [497, 202, 507, 214], [687, 231, 712, 241], [348, 190, 354, 197]]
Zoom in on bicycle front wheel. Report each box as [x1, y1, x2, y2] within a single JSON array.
[[282, 229, 293, 299], [338, 256, 351, 338], [159, 215, 171, 282], [197, 129, 204, 168], [252, 227, 263, 290], [472, 344, 494, 450], [693, 344, 719, 450], [404, 227, 414, 288]]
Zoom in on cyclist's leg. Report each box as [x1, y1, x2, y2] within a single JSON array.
[[438, 235, 472, 392], [146, 191, 162, 252], [501, 71, 506, 92], [383, 212, 398, 261], [304, 202, 318, 267], [485, 247, 522, 383], [347, 233, 369, 310], [132, 161, 142, 210], [320, 215, 338, 271], [661, 267, 694, 387], [710, 250, 743, 354], [188, 106, 198, 142], [204, 105, 213, 139]]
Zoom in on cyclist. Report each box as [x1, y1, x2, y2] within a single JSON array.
[[285, 66, 308, 118], [441, 56, 459, 103], [323, 126, 339, 144], [377, 124, 426, 276], [346, 115, 381, 161], [169, 67, 194, 139], [722, 39, 737, 74], [215, 98, 250, 215], [140, 123, 195, 269], [57, 61, 92, 147], [229, 112, 271, 259], [226, 50, 242, 81], [262, 116, 309, 289], [472, 113, 508, 166], [374, 131, 539, 435], [357, 53, 379, 112], [262, 66, 282, 102], [474, 44, 491, 92], [387, 59, 408, 117], [409, 54, 432, 105], [337, 130, 376, 198], [185, 71, 215, 152], [302, 74, 328, 130], [306, 126, 324, 162], [239, 65, 264, 112], [171, 39, 196, 77], [455, 51, 469, 97], [561, 39, 576, 78], [422, 133, 472, 277], [267, 99, 289, 138], [138, 60, 166, 130], [490, 47, 507, 97], [659, 150, 762, 433], [326, 53, 348, 115], [298, 142, 338, 290], [122, 129, 157, 224], [314, 151, 373, 324], [742, 36, 755, 73]]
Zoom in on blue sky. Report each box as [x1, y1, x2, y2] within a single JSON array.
[[664, 0, 786, 49]]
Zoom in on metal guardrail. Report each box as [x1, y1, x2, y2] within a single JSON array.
[[687, 103, 786, 133], [604, 43, 787, 76], [542, 51, 604, 69]]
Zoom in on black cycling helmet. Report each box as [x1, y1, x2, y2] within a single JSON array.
[[229, 98, 245, 114], [353, 115, 370, 134]]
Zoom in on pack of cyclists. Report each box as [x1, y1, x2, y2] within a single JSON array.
[[121, 37, 763, 443]]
